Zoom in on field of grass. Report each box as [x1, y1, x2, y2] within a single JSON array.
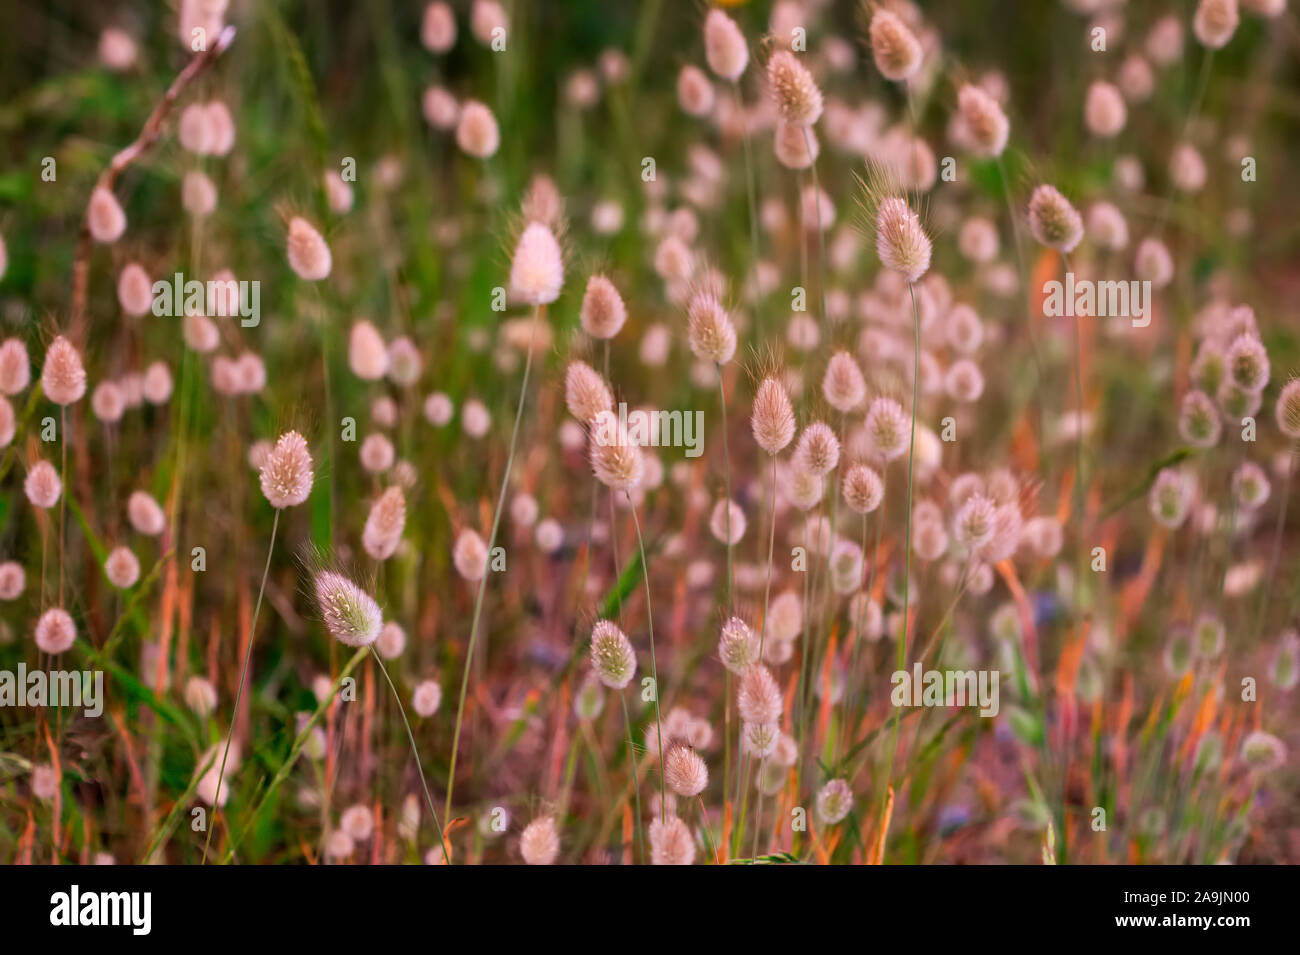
[[0, 0, 1298, 865]]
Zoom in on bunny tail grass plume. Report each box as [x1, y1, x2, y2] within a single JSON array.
[[856, 161, 931, 283], [564, 360, 613, 425], [579, 274, 627, 339], [589, 619, 637, 689], [704, 8, 748, 81], [765, 50, 823, 127], [202, 436, 316, 863], [286, 216, 331, 280], [314, 570, 383, 647], [259, 430, 314, 509], [446, 219, 559, 828], [868, 7, 923, 82]]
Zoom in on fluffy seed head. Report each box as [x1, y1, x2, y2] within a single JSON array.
[[286, 216, 331, 280], [741, 720, 780, 758], [589, 421, 644, 491], [875, 197, 931, 282], [823, 351, 865, 412], [520, 816, 560, 864], [362, 486, 406, 560], [182, 170, 217, 217], [1149, 468, 1196, 528], [709, 498, 746, 545], [509, 223, 564, 306], [314, 571, 382, 646], [686, 291, 736, 364], [42, 336, 87, 406], [663, 740, 708, 797], [0, 339, 30, 395], [455, 100, 500, 158], [719, 617, 759, 673], [843, 464, 884, 514], [953, 493, 997, 551], [751, 377, 795, 454], [118, 263, 153, 316], [649, 814, 695, 865], [126, 490, 165, 535], [1179, 390, 1221, 448], [704, 9, 748, 80], [795, 421, 840, 476], [677, 65, 715, 117], [375, 620, 406, 660], [349, 320, 389, 380], [104, 545, 141, 588], [738, 664, 782, 725], [564, 361, 612, 425], [816, 778, 853, 825], [35, 607, 76, 654], [421, 1, 457, 53], [1194, 0, 1240, 48], [359, 433, 395, 473], [87, 187, 126, 243], [24, 460, 61, 509], [184, 675, 217, 716], [774, 120, 819, 170], [579, 274, 627, 339], [1239, 729, 1286, 772], [957, 84, 1009, 157], [1134, 237, 1174, 289], [1028, 185, 1083, 252], [260, 430, 314, 508], [589, 619, 636, 688], [0, 560, 23, 601], [1225, 333, 1269, 393], [1087, 202, 1129, 250], [1233, 461, 1270, 509], [865, 396, 910, 461], [453, 528, 489, 581], [766, 51, 823, 126], [1170, 143, 1207, 192], [1275, 379, 1300, 440], [869, 9, 923, 81], [413, 679, 442, 717], [1084, 81, 1127, 137]]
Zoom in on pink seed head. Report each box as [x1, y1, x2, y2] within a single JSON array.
[[564, 360, 612, 425], [24, 460, 61, 509], [41, 336, 87, 406], [957, 84, 1009, 157], [286, 216, 331, 280], [104, 545, 141, 589], [314, 571, 383, 647], [875, 197, 931, 282], [87, 187, 127, 244], [751, 377, 795, 454], [455, 100, 500, 159], [766, 50, 822, 127], [579, 274, 627, 340], [704, 8, 748, 80], [509, 222, 564, 306], [869, 8, 923, 82], [34, 607, 76, 654], [1027, 185, 1083, 253], [260, 430, 314, 509]]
